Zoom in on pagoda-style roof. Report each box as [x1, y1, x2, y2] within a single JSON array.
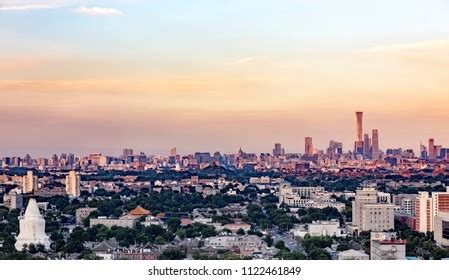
[[127, 206, 151, 217]]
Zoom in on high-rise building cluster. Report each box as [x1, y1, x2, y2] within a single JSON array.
[[353, 111, 380, 159]]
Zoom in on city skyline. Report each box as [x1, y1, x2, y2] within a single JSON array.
[[0, 110, 447, 157], [1, 0, 449, 155]]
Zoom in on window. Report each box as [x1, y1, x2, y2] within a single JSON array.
[[442, 221, 449, 239]]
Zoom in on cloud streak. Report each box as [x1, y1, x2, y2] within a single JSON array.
[[0, 4, 56, 11], [226, 56, 265, 65], [75, 6, 123, 16]]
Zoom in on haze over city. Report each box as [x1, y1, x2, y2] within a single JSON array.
[[1, 0, 449, 156]]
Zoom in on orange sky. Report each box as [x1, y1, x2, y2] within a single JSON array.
[[1, 1, 449, 155]]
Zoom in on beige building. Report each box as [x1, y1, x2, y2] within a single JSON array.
[[65, 170, 81, 197], [3, 189, 23, 210], [22, 170, 37, 194], [90, 217, 136, 229], [352, 187, 394, 233], [360, 204, 395, 232], [338, 249, 369, 260]]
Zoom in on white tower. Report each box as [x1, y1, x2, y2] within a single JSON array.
[[15, 198, 51, 251]]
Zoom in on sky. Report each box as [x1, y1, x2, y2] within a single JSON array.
[[1, 0, 449, 157]]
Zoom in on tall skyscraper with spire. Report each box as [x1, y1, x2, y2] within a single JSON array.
[[356, 111, 363, 142], [354, 111, 364, 155]]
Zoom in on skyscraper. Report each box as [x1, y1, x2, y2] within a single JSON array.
[[122, 148, 134, 159], [273, 143, 282, 157], [428, 139, 435, 160], [354, 111, 364, 155], [420, 142, 428, 159], [65, 170, 81, 197], [363, 133, 371, 158], [305, 137, 313, 156], [356, 111, 363, 142], [371, 129, 379, 159], [327, 140, 343, 159]]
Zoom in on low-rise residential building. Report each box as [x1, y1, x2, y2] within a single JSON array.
[[370, 232, 406, 260], [90, 217, 136, 229], [307, 220, 344, 237], [205, 235, 277, 258], [338, 249, 369, 260], [222, 223, 251, 233]]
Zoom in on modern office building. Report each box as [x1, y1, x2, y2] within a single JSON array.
[[327, 140, 343, 159], [428, 138, 435, 160], [363, 133, 371, 158], [305, 137, 313, 157], [273, 143, 283, 157], [371, 129, 380, 159]]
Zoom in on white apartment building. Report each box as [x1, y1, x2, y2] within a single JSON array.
[[414, 187, 449, 233]]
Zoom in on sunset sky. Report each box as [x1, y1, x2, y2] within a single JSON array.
[[1, 0, 449, 156]]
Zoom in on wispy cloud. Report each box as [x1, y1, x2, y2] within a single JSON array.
[[0, 4, 56, 11], [226, 56, 265, 65], [75, 6, 123, 16]]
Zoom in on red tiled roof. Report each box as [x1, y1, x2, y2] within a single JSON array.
[[128, 206, 151, 216]]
